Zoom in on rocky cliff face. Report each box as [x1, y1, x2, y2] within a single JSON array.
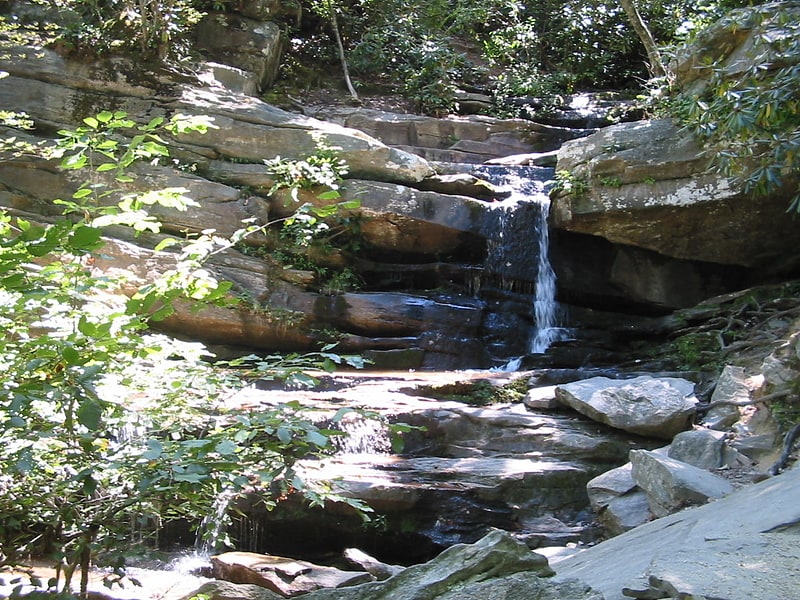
[[1, 0, 798, 369]]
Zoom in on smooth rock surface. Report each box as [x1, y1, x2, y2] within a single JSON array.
[[554, 465, 800, 600], [555, 376, 697, 439]]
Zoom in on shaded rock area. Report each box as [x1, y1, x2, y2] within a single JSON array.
[[209, 371, 653, 564], [193, 531, 603, 600]]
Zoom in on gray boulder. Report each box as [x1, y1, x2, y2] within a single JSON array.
[[586, 463, 652, 536], [629, 449, 734, 518], [555, 376, 697, 439], [667, 428, 734, 469], [195, 13, 283, 91]]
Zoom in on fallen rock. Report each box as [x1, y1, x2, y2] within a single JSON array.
[[586, 463, 652, 536], [555, 376, 697, 439], [629, 449, 734, 518], [211, 551, 373, 597], [297, 530, 605, 600], [554, 464, 800, 600], [667, 428, 733, 469], [701, 364, 750, 430], [586, 463, 637, 512], [342, 548, 404, 581], [598, 491, 653, 537]]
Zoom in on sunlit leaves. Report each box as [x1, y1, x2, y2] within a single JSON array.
[[671, 7, 800, 211]]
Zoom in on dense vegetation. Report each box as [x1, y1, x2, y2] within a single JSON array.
[[2, 0, 799, 597]]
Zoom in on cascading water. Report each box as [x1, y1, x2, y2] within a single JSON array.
[[332, 414, 391, 455], [474, 165, 568, 360]]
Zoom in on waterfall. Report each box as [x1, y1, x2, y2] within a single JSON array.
[[529, 196, 560, 353], [333, 414, 391, 455], [475, 166, 567, 357]]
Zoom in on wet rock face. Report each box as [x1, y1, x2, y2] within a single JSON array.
[[201, 373, 655, 564]]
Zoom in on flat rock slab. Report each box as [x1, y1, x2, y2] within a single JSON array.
[[555, 376, 697, 439], [553, 465, 800, 600]]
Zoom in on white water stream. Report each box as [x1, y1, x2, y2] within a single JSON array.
[[478, 166, 568, 363]]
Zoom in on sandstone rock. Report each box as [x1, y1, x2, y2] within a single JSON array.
[[311, 107, 589, 162], [551, 117, 800, 274], [586, 463, 637, 512], [523, 385, 561, 410], [586, 463, 652, 536], [211, 551, 373, 597], [701, 364, 750, 430], [300, 530, 563, 600], [0, 47, 434, 187], [416, 173, 508, 201], [555, 376, 697, 439], [195, 13, 283, 91], [629, 449, 734, 518]]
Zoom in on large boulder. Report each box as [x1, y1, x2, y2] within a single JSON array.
[[195, 13, 283, 91], [0, 46, 434, 186], [555, 376, 698, 439], [551, 118, 799, 272], [552, 2, 800, 286]]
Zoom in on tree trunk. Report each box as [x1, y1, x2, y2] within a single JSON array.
[[325, 0, 360, 102], [619, 0, 666, 78]]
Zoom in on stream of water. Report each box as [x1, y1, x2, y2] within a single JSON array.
[[475, 166, 568, 365]]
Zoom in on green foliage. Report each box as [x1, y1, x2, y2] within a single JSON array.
[[670, 7, 800, 212], [224, 344, 369, 389], [264, 134, 350, 196], [419, 377, 528, 406], [672, 332, 722, 370], [551, 170, 590, 197], [0, 110, 372, 596]]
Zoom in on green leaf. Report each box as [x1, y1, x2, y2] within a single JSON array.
[[8, 415, 26, 428], [68, 225, 103, 251], [77, 398, 103, 431], [72, 187, 93, 199], [276, 427, 292, 443], [96, 111, 115, 123], [83, 116, 99, 128], [61, 345, 82, 365], [96, 162, 118, 172], [214, 440, 239, 456], [305, 430, 329, 448], [143, 439, 163, 460]]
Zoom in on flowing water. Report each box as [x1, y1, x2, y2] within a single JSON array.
[[475, 165, 568, 362]]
